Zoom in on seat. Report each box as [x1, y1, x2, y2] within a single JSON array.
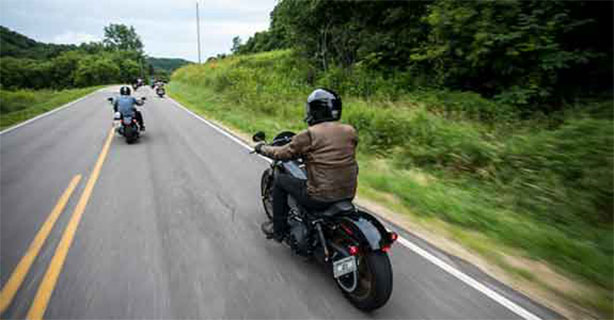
[[315, 200, 356, 217]]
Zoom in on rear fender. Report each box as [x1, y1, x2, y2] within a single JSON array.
[[336, 210, 391, 251]]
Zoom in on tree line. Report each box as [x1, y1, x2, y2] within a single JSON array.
[[232, 0, 613, 109], [0, 24, 148, 89]]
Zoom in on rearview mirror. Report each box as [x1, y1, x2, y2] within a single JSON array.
[[252, 131, 266, 142], [107, 97, 113, 102]]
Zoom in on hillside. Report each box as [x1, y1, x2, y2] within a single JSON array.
[[147, 57, 192, 73], [0, 26, 76, 59], [0, 26, 190, 84], [0, 26, 190, 89]]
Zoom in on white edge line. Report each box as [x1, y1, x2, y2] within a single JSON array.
[[397, 237, 541, 320], [168, 96, 543, 320], [0, 87, 106, 135]]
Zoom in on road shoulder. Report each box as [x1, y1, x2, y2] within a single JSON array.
[[0, 86, 106, 133]]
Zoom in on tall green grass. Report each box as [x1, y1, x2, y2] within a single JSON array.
[[0, 86, 102, 129], [169, 50, 613, 315]]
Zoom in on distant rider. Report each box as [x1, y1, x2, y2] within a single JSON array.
[[114, 86, 146, 131], [254, 88, 358, 241]]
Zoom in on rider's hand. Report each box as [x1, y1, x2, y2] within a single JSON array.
[[254, 142, 265, 154]]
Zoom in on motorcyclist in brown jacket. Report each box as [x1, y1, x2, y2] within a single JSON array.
[[255, 89, 358, 240]]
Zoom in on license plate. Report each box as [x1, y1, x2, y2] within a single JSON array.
[[333, 256, 356, 278]]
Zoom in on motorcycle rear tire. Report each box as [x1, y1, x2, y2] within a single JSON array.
[[340, 251, 393, 312], [125, 125, 138, 144]]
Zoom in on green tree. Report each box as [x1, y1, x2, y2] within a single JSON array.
[[0, 57, 29, 89], [103, 24, 144, 54], [49, 51, 82, 88], [118, 59, 140, 83], [266, 0, 431, 69], [0, 24, 147, 89], [74, 55, 120, 87], [412, 0, 611, 107], [231, 36, 242, 54], [78, 41, 105, 54]]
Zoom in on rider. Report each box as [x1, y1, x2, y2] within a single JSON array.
[[114, 86, 146, 131], [255, 88, 358, 241]]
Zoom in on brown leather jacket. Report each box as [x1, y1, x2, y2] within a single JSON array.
[[261, 122, 358, 202]]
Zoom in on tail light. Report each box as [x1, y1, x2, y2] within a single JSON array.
[[348, 246, 359, 256], [389, 232, 398, 242], [382, 232, 398, 253]]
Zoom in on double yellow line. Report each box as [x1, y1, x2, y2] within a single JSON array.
[[0, 127, 114, 319]]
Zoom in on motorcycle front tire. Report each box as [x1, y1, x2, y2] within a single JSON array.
[[260, 168, 274, 220]]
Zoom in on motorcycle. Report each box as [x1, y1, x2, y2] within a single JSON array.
[[132, 79, 144, 91], [156, 85, 165, 98], [252, 130, 396, 311], [108, 97, 146, 144]]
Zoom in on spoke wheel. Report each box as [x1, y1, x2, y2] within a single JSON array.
[[260, 168, 274, 220]]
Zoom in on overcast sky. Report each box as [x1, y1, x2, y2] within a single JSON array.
[[0, 0, 276, 62]]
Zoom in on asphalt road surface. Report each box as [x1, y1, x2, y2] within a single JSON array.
[[0, 86, 562, 319]]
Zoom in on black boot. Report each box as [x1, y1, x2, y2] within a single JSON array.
[[261, 221, 284, 242]]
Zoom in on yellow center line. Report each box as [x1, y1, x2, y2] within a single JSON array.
[[26, 127, 115, 320], [0, 175, 82, 313]]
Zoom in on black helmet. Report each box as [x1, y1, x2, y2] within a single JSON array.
[[120, 86, 131, 95], [304, 88, 342, 126]]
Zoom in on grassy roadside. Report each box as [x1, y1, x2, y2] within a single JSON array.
[[0, 86, 104, 130], [168, 50, 612, 317]]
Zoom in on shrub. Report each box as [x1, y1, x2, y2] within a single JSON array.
[[0, 89, 37, 113]]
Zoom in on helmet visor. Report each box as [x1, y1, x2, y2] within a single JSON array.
[[304, 102, 311, 122]]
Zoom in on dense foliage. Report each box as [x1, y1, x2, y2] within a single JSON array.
[[0, 26, 76, 59], [0, 50, 143, 89], [235, 0, 612, 108], [0, 25, 170, 89], [147, 57, 191, 73]]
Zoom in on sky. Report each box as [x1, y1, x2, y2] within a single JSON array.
[[0, 0, 277, 62]]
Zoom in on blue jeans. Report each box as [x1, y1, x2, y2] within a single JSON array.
[[272, 173, 331, 234]]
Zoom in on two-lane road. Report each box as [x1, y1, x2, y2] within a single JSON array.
[[0, 86, 561, 319]]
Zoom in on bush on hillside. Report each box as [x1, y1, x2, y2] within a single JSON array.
[[74, 56, 121, 87]]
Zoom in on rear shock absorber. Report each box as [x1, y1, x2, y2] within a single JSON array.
[[314, 221, 330, 262]]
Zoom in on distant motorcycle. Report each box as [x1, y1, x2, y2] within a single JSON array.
[[108, 97, 146, 144], [156, 85, 165, 98], [132, 78, 144, 91], [252, 130, 396, 312]]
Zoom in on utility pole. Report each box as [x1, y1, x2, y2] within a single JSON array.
[[196, 1, 202, 64]]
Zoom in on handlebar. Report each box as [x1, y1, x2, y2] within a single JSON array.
[[249, 136, 292, 155]]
